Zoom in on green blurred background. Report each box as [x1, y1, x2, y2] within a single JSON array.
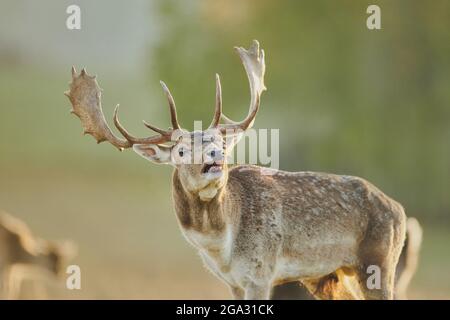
[[0, 0, 449, 298]]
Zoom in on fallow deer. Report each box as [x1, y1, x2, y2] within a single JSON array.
[[65, 40, 406, 300], [0, 211, 76, 299]]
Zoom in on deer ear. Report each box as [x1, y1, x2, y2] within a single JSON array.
[[133, 144, 173, 164]]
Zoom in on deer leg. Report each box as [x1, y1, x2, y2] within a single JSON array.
[[5, 265, 23, 300], [356, 218, 404, 300], [0, 268, 7, 299], [356, 242, 397, 300], [32, 281, 49, 300], [2, 267, 12, 299], [244, 282, 271, 300], [354, 263, 394, 300], [229, 286, 245, 300]]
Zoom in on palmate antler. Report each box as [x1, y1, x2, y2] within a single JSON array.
[[64, 67, 181, 150], [217, 40, 267, 133], [65, 41, 266, 150]]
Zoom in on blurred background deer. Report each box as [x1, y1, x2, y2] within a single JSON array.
[[0, 211, 77, 299]]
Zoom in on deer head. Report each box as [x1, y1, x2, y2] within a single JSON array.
[[65, 40, 266, 201]]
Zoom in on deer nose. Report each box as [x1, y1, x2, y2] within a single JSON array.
[[209, 149, 223, 161]]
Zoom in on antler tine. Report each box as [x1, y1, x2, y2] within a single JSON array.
[[66, 68, 174, 150], [209, 74, 222, 128], [142, 120, 170, 135], [139, 80, 185, 138], [219, 40, 266, 133], [159, 81, 181, 130], [71, 66, 77, 79], [113, 105, 171, 145]]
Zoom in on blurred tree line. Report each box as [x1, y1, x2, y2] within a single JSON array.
[[148, 0, 450, 222]]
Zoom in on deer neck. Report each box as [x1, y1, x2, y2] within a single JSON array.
[[172, 169, 229, 235]]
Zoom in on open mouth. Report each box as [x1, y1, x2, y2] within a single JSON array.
[[202, 162, 224, 174]]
